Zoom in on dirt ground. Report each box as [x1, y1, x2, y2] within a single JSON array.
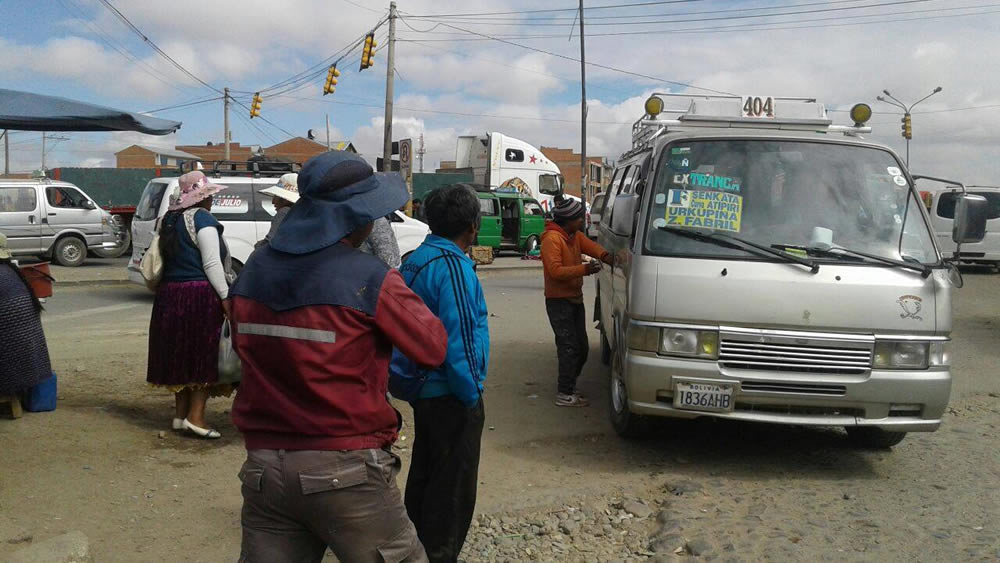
[[1, 270, 999, 562]]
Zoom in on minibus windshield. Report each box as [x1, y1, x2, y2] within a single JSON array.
[[643, 140, 938, 265]]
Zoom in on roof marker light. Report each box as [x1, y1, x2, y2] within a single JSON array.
[[850, 103, 872, 126], [644, 95, 664, 117]]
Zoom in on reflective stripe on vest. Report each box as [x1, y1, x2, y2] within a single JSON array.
[[239, 323, 337, 344]]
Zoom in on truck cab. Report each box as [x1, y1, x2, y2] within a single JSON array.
[[455, 132, 567, 211], [596, 94, 986, 448]]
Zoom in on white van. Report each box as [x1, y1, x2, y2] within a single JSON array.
[[0, 178, 124, 266], [596, 94, 987, 449], [127, 167, 429, 286], [924, 185, 1000, 268]]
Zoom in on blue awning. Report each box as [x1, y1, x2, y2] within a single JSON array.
[[0, 89, 181, 135]]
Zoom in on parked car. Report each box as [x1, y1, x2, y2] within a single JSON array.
[[127, 171, 428, 286], [925, 186, 1000, 268], [587, 192, 607, 239], [0, 177, 125, 266], [476, 191, 546, 254]]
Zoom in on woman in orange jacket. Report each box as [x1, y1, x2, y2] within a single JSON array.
[[540, 195, 613, 407]]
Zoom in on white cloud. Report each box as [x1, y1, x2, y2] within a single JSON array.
[[4, 1, 999, 184]]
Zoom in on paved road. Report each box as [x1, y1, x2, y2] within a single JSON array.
[[41, 267, 1000, 400], [5, 267, 997, 561]]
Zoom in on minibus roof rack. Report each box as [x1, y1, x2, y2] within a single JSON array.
[[631, 93, 872, 150], [177, 160, 302, 177]]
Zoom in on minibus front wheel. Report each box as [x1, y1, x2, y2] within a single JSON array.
[[609, 347, 649, 439]]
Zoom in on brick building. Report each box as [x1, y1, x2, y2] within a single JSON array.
[[115, 145, 203, 169], [116, 137, 356, 169], [539, 146, 612, 199]]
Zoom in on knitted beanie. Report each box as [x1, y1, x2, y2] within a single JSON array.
[[551, 195, 584, 222]]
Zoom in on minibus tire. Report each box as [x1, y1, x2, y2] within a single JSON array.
[[53, 236, 87, 267], [609, 348, 648, 438], [524, 235, 539, 255], [845, 427, 907, 449]]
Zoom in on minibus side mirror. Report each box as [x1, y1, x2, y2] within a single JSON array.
[[610, 194, 639, 238], [953, 194, 988, 244], [82, 200, 97, 210]]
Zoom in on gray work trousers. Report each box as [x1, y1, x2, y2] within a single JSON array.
[[238, 447, 427, 563]]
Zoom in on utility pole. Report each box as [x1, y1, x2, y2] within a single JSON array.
[[382, 1, 397, 172], [41, 132, 46, 170], [417, 133, 426, 173], [578, 0, 588, 206], [2, 130, 8, 176], [223, 87, 231, 160], [326, 114, 332, 150]]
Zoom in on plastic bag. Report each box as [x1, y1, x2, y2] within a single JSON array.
[[217, 320, 242, 385]]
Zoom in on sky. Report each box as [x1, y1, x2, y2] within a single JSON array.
[[2, 0, 999, 187]]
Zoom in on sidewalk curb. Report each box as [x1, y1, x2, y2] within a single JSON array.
[[479, 265, 543, 272], [53, 279, 133, 287]]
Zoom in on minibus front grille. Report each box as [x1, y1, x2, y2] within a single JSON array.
[[739, 381, 847, 395], [719, 336, 873, 375]]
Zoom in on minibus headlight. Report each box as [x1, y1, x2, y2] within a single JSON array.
[[873, 341, 929, 369], [660, 329, 719, 359]]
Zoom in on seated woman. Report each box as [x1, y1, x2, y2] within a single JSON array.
[[0, 233, 52, 412]]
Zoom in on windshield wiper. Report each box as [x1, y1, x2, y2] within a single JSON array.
[[772, 243, 931, 278], [657, 226, 819, 273]]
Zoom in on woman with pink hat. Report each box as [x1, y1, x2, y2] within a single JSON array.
[[146, 170, 233, 439]]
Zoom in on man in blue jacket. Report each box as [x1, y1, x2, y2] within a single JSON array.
[[393, 183, 489, 562]]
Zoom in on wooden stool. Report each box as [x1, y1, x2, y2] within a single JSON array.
[[1, 395, 23, 419]]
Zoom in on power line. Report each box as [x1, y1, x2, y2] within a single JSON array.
[[261, 29, 390, 101], [95, 0, 222, 94], [256, 24, 387, 101], [396, 3, 1000, 39], [259, 27, 376, 94], [143, 96, 224, 114], [262, 93, 665, 124], [339, 0, 386, 14], [403, 0, 879, 22], [232, 108, 279, 145], [402, 0, 703, 18], [402, 39, 638, 98], [407, 0, 931, 25], [397, 15, 735, 95], [56, 0, 187, 93], [229, 97, 297, 139]]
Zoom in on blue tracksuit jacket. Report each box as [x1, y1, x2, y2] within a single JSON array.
[[391, 235, 489, 406]]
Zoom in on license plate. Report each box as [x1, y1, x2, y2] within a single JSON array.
[[673, 381, 734, 413]]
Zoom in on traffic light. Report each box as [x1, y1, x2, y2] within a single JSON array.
[[360, 32, 377, 71], [323, 65, 341, 95], [901, 113, 912, 139], [250, 92, 262, 118]]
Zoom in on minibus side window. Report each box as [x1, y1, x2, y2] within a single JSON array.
[[606, 166, 639, 229], [602, 165, 632, 226]]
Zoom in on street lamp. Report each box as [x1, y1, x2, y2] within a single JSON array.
[[876, 86, 943, 166]]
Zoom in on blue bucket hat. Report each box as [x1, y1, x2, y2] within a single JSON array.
[[269, 151, 408, 254]]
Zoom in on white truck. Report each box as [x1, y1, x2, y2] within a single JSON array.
[[453, 132, 570, 212]]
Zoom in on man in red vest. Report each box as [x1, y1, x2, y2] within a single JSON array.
[[230, 151, 447, 562]]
